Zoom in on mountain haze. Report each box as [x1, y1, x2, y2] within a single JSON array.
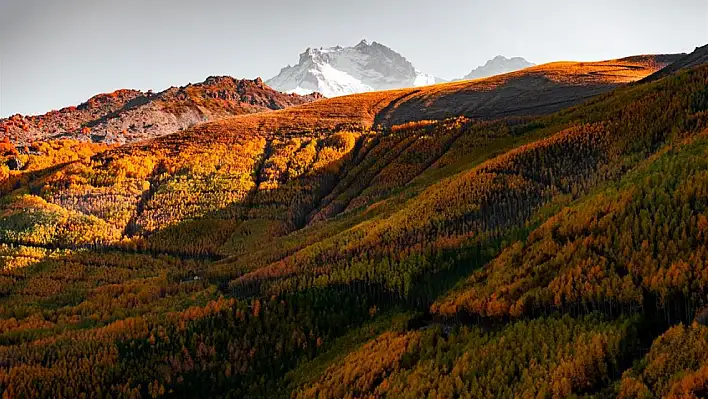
[[462, 55, 535, 80]]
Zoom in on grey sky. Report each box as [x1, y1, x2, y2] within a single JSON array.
[[1, 0, 706, 117]]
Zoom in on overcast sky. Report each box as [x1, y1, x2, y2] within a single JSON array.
[[1, 0, 706, 117]]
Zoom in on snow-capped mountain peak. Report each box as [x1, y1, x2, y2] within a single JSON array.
[[267, 40, 441, 97], [355, 38, 369, 48], [462, 55, 535, 80]]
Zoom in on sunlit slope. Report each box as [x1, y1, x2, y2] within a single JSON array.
[[375, 55, 680, 125], [432, 130, 708, 320], [619, 322, 708, 397], [295, 314, 638, 398], [0, 57, 699, 260]]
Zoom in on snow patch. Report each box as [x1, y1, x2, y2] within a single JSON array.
[[413, 71, 437, 87]]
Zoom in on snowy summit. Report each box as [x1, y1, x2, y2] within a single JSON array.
[[267, 39, 442, 97]]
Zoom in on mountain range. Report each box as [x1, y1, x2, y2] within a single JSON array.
[[0, 41, 680, 146], [266, 41, 538, 97], [5, 40, 694, 147], [2, 39, 708, 398], [1, 41, 535, 145]]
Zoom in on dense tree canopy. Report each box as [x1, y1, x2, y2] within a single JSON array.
[[0, 62, 707, 397]]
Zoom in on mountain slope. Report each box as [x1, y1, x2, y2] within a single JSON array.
[[267, 40, 439, 97], [0, 77, 322, 145], [462, 55, 534, 80], [0, 55, 676, 252], [432, 125, 708, 320], [1, 54, 674, 151], [641, 43, 708, 82], [0, 49, 706, 397], [193, 54, 677, 139], [375, 54, 682, 126]]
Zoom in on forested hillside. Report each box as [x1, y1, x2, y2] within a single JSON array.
[[0, 52, 707, 398]]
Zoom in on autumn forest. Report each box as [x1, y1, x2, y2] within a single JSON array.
[[1, 40, 708, 398]]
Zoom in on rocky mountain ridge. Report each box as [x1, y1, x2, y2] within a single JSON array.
[[0, 77, 322, 144]]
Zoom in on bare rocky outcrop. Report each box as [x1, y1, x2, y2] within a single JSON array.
[[0, 77, 323, 145]]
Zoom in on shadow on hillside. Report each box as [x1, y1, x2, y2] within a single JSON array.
[[0, 140, 393, 314], [374, 75, 620, 127], [7, 132, 374, 258]]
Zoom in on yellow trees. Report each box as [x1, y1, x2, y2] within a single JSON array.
[[0, 194, 121, 247], [433, 135, 708, 322], [296, 331, 420, 399], [619, 323, 708, 397], [297, 315, 633, 398], [0, 61, 707, 398], [108, 154, 158, 180], [0, 165, 8, 184]]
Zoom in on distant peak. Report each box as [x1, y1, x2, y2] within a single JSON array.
[[267, 39, 435, 97], [463, 55, 535, 80]]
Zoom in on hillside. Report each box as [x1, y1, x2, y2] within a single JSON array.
[[642, 43, 707, 82], [376, 54, 681, 125], [0, 48, 707, 397], [0, 77, 322, 145], [145, 54, 679, 148]]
